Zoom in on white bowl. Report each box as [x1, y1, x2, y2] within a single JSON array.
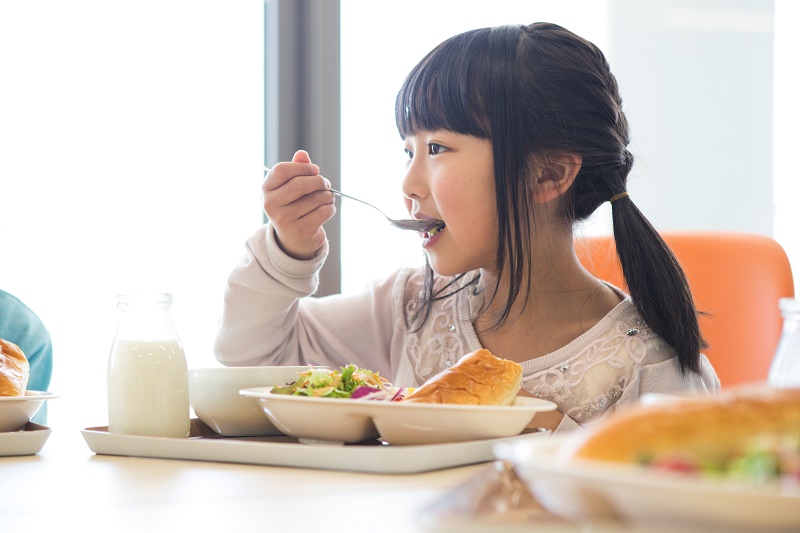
[[0, 391, 58, 432], [188, 366, 314, 436]]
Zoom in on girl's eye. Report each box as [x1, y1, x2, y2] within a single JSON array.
[[404, 148, 413, 159], [428, 142, 446, 155]]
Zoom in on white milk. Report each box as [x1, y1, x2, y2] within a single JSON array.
[[107, 339, 190, 437]]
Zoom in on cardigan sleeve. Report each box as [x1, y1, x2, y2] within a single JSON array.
[[213, 223, 411, 378], [584, 351, 720, 430], [615, 353, 720, 405]]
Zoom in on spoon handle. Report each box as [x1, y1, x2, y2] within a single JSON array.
[[264, 167, 383, 215], [329, 189, 385, 215]]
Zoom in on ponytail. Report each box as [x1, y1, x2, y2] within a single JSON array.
[[610, 185, 706, 375]]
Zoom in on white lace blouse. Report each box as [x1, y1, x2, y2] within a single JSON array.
[[214, 224, 721, 435]]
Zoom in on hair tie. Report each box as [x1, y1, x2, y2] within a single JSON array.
[[610, 192, 629, 203]]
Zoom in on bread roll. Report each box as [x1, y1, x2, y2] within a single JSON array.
[[403, 349, 522, 406], [0, 339, 30, 396], [565, 387, 800, 466]]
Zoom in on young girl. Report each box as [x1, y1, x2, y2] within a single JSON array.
[[214, 22, 720, 434]]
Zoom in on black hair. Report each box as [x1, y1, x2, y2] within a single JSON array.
[[395, 22, 705, 375]]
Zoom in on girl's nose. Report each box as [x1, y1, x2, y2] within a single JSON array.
[[401, 162, 428, 201]]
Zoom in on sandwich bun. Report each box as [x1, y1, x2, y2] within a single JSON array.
[[403, 348, 522, 406], [564, 386, 800, 467], [0, 339, 30, 396]]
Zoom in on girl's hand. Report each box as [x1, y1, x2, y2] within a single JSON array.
[[517, 389, 565, 431], [529, 408, 564, 432], [263, 150, 335, 260]]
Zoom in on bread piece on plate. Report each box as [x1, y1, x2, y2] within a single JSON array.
[[0, 338, 30, 396], [403, 349, 522, 406], [564, 386, 800, 465]]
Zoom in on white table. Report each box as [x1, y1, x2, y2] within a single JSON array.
[[0, 421, 491, 533], [4, 421, 750, 533]]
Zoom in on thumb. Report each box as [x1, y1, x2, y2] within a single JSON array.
[[292, 150, 312, 164]]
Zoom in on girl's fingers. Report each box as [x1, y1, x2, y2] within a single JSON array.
[[269, 191, 336, 259], [268, 188, 335, 224], [261, 152, 333, 259], [263, 160, 321, 191], [264, 173, 332, 212], [291, 149, 312, 164]]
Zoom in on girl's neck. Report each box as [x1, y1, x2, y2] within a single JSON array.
[[473, 232, 623, 363]]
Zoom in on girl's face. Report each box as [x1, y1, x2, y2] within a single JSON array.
[[402, 130, 498, 276]]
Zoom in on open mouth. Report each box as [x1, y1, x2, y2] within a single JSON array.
[[423, 224, 445, 239]]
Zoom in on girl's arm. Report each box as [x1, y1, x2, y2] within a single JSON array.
[[215, 149, 405, 375], [557, 351, 721, 435], [541, 349, 720, 436], [213, 223, 404, 378], [615, 353, 721, 403]]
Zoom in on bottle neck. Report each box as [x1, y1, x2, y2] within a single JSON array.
[[117, 292, 173, 311], [113, 293, 180, 343]]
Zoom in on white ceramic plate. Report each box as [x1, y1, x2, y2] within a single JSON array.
[[240, 387, 556, 445], [0, 391, 59, 432], [495, 436, 800, 532]]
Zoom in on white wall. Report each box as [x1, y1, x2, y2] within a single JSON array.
[[773, 0, 800, 289], [612, 0, 775, 235]]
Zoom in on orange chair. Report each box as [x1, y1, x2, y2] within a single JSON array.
[[575, 232, 795, 388]]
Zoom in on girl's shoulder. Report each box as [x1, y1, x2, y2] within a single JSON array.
[[520, 297, 673, 376], [520, 298, 683, 424]]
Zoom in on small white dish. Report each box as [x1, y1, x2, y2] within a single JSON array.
[[240, 387, 556, 445], [0, 391, 58, 433], [189, 366, 314, 436], [495, 436, 800, 532], [0, 422, 52, 456]]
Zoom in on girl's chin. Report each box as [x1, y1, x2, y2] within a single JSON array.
[[424, 256, 474, 278]]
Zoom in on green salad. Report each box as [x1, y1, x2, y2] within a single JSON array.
[[271, 364, 394, 399], [640, 431, 800, 486]]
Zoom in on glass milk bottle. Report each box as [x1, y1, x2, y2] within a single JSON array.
[[768, 297, 800, 388], [107, 293, 190, 437]]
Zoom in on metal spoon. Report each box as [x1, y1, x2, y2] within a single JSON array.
[[264, 166, 445, 234], [329, 189, 445, 233]]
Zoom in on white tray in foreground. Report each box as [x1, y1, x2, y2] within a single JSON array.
[[81, 419, 549, 474]]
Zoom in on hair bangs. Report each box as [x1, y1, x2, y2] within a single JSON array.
[[395, 30, 491, 139]]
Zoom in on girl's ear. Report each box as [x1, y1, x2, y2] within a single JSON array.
[[532, 152, 582, 204]]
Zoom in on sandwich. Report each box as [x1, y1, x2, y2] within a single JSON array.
[[563, 386, 800, 482]]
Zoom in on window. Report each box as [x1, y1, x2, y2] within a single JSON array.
[[0, 1, 264, 427]]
